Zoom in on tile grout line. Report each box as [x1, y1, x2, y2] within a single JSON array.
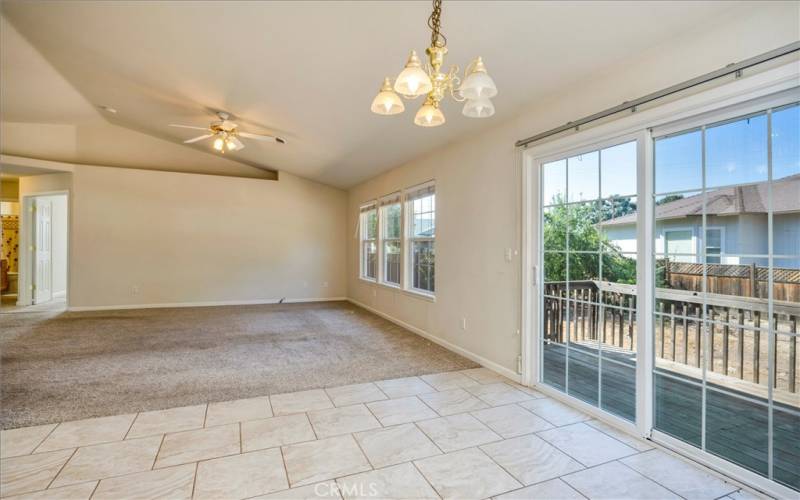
[[304, 412, 319, 440], [362, 399, 387, 428], [348, 431, 377, 471], [190, 461, 199, 499], [411, 459, 445, 499], [278, 442, 292, 489], [151, 433, 167, 470], [472, 445, 525, 494], [30, 422, 60, 455], [44, 446, 79, 490], [122, 413, 139, 440], [615, 459, 690, 499], [88, 478, 101, 499]]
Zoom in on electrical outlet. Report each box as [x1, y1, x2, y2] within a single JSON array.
[[322, 281, 329, 288], [504, 248, 513, 263], [131, 285, 139, 295], [461, 318, 467, 330]]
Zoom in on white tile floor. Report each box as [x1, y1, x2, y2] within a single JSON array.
[[0, 367, 761, 500]]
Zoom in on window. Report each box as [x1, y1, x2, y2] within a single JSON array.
[[406, 183, 435, 295], [652, 102, 799, 492], [705, 228, 723, 264], [380, 193, 402, 286], [359, 203, 377, 281], [540, 139, 638, 421], [664, 229, 694, 263]]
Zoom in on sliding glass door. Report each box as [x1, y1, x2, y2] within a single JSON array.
[[533, 95, 798, 495], [540, 138, 639, 423], [652, 102, 799, 491]]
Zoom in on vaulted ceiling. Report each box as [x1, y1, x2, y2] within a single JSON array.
[[1, 1, 755, 187]]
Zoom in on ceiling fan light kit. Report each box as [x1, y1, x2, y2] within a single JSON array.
[[371, 0, 497, 127], [170, 111, 285, 154]]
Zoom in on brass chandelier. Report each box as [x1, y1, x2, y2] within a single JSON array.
[[370, 0, 497, 127]]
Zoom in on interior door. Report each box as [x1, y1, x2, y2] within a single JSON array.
[[34, 198, 53, 304]]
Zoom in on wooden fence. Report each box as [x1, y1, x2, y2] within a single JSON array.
[[544, 280, 799, 394], [663, 260, 800, 302]]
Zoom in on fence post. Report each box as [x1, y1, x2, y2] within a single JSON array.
[[790, 316, 797, 393], [659, 302, 665, 358], [670, 303, 677, 361], [737, 309, 745, 379], [750, 263, 757, 298], [753, 311, 761, 384]]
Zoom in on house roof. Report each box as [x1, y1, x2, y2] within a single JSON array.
[[601, 174, 800, 226]]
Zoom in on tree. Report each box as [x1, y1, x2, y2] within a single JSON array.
[[543, 195, 637, 285]]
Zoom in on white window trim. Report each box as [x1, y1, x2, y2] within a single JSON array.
[[521, 62, 799, 500], [404, 181, 436, 298], [358, 202, 377, 283]]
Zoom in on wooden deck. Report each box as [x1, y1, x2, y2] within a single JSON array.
[[542, 342, 800, 491]]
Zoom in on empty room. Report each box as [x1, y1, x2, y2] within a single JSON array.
[[0, 1, 798, 499]]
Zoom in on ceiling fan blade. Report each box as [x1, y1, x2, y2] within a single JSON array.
[[169, 124, 209, 131], [184, 134, 214, 144], [239, 131, 286, 144]]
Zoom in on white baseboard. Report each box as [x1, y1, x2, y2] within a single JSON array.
[[347, 298, 520, 383], [67, 296, 348, 312]]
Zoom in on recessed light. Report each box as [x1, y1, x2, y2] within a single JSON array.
[[98, 105, 117, 114]]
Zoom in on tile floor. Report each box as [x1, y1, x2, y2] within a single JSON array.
[[0, 368, 761, 500]]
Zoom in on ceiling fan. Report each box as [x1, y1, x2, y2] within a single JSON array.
[[169, 112, 286, 153]]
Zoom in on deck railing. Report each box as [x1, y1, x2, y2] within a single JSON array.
[[544, 280, 799, 395]]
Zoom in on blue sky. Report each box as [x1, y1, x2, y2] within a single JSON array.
[[543, 104, 799, 203]]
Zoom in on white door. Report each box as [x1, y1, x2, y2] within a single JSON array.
[[34, 198, 53, 304]]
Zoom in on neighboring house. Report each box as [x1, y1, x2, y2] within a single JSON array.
[[600, 174, 800, 267]]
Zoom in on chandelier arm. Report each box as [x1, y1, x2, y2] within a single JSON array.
[[449, 75, 465, 102]]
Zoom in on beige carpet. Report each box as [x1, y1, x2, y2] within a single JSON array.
[[0, 301, 477, 429]]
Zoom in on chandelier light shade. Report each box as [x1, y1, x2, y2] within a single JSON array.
[[213, 136, 225, 151], [462, 97, 495, 118], [459, 57, 497, 100], [414, 98, 446, 127], [371, 78, 405, 115], [370, 0, 497, 127], [394, 51, 433, 98]]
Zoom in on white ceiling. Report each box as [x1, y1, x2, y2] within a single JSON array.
[[1, 1, 750, 188]]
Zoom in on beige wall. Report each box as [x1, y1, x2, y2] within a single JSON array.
[[347, 2, 800, 375], [1, 178, 19, 201], [19, 165, 347, 308]]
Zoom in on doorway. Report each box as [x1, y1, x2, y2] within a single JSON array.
[[16, 193, 68, 311]]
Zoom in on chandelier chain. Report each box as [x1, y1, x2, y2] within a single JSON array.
[[428, 0, 446, 48]]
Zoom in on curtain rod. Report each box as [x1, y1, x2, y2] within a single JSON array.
[[515, 42, 800, 148]]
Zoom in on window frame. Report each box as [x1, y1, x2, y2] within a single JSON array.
[[379, 193, 403, 288], [704, 226, 725, 264], [404, 181, 436, 298], [662, 227, 697, 263], [358, 202, 378, 282]]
